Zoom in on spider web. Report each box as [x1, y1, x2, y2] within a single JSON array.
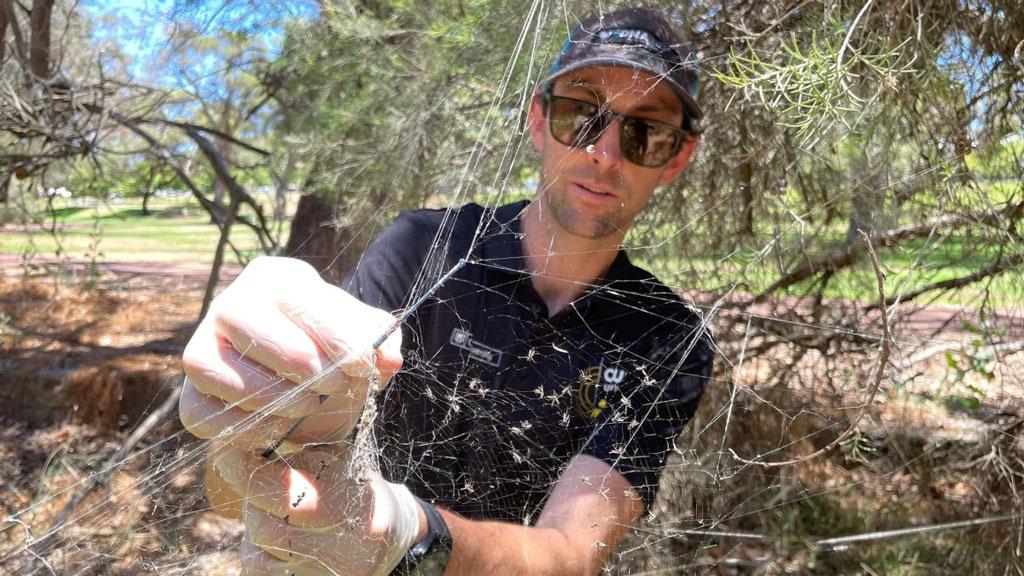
[[1, 1, 1023, 574]]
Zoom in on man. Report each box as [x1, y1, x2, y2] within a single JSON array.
[[179, 8, 713, 576]]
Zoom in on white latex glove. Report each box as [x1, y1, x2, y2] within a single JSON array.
[[179, 256, 403, 452], [214, 445, 422, 576]]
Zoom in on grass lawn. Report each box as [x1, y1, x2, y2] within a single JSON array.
[[630, 223, 1023, 310], [0, 198, 290, 267]]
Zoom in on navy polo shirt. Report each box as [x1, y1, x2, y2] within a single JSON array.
[[342, 200, 712, 523]]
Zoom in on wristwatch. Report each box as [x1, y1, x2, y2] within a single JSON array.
[[393, 496, 452, 576]]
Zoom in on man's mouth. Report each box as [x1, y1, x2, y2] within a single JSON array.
[[572, 181, 616, 199]]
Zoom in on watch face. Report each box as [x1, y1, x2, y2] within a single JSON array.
[[412, 551, 450, 576]]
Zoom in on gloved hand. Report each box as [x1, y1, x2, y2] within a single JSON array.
[[179, 256, 403, 453], [214, 445, 423, 576]]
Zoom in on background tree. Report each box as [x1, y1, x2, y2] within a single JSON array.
[[160, 9, 281, 222], [0, 0, 300, 313], [278, 0, 563, 281]]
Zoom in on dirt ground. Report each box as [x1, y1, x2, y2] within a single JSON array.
[[0, 262, 244, 574], [1, 262, 1022, 574]]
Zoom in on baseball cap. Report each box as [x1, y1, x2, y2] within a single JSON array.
[[544, 8, 702, 131]]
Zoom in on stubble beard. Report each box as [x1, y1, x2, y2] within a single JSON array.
[[549, 197, 619, 239], [543, 179, 627, 241]]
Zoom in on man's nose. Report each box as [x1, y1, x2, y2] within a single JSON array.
[[589, 118, 624, 167]]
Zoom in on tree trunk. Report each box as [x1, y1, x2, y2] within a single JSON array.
[[211, 181, 226, 223], [0, 2, 9, 64], [209, 104, 235, 223], [0, 170, 10, 204], [29, 0, 54, 79], [284, 193, 361, 285], [273, 151, 295, 221], [141, 165, 157, 215], [199, 197, 239, 320], [2, 0, 29, 82], [738, 122, 755, 238]]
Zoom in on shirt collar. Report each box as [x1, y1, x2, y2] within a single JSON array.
[[476, 200, 531, 276]]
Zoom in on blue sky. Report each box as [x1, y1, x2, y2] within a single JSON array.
[[82, 0, 317, 81]]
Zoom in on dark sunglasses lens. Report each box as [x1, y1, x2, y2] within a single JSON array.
[[621, 118, 681, 167], [549, 98, 602, 148], [549, 96, 683, 167]]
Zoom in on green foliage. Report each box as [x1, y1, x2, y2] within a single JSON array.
[[839, 431, 876, 464], [939, 319, 1003, 411], [67, 156, 186, 201], [715, 20, 914, 144], [276, 0, 577, 235], [965, 136, 1023, 181]]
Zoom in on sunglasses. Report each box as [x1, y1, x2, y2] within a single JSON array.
[[545, 93, 690, 168]]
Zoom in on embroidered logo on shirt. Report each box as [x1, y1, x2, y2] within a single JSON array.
[[601, 366, 626, 391], [577, 361, 627, 419], [449, 328, 503, 367]]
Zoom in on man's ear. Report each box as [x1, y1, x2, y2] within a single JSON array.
[[528, 93, 547, 153], [658, 135, 699, 186]]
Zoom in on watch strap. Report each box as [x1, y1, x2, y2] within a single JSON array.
[[392, 497, 452, 576]]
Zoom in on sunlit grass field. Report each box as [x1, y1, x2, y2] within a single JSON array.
[[630, 225, 1022, 310], [1, 198, 289, 267], [3, 194, 1019, 309]]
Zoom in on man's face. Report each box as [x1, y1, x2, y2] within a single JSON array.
[[528, 66, 698, 240]]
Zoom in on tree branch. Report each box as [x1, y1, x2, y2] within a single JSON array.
[[155, 118, 270, 156], [0, 0, 8, 64], [82, 104, 276, 248], [892, 340, 1024, 373], [732, 231, 892, 468], [749, 207, 1018, 305], [183, 125, 274, 251], [32, 383, 183, 561], [0, 0, 29, 73], [884, 250, 1024, 307]]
